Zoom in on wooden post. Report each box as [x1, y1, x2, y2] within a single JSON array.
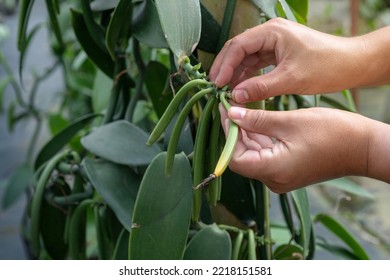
[[198, 0, 261, 71]]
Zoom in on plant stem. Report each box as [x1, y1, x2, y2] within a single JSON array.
[[125, 74, 144, 122], [47, 183, 94, 207], [125, 39, 145, 122], [255, 88, 272, 258], [26, 116, 42, 164], [103, 57, 126, 124], [314, 94, 320, 107], [0, 51, 28, 109], [263, 185, 272, 259], [28, 61, 59, 110], [216, 0, 237, 52]]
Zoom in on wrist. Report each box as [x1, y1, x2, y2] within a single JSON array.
[[352, 26, 390, 87], [366, 120, 390, 183]]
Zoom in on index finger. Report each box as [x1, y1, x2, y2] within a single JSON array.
[[210, 22, 278, 87]]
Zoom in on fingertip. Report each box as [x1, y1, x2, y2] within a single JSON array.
[[214, 75, 226, 88], [232, 89, 249, 103], [228, 106, 247, 120], [214, 67, 233, 88], [208, 67, 218, 83]]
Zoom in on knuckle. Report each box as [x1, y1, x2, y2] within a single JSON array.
[[224, 38, 232, 48], [254, 79, 270, 100], [229, 36, 243, 49], [250, 110, 268, 129], [266, 17, 287, 28]]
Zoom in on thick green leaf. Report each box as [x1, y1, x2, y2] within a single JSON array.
[[314, 214, 370, 260], [92, 70, 112, 113], [40, 179, 70, 259], [291, 188, 312, 258], [19, 23, 44, 82], [273, 244, 304, 260], [276, 0, 297, 22], [220, 169, 256, 222], [71, 9, 114, 77], [320, 95, 353, 112], [83, 157, 140, 231], [155, 0, 201, 59], [132, 0, 168, 48], [45, 0, 64, 51], [286, 0, 308, 22], [323, 178, 374, 199], [251, 0, 277, 18], [48, 114, 69, 135], [17, 0, 35, 50], [106, 0, 133, 59], [81, 120, 161, 166], [184, 224, 231, 260], [80, 0, 107, 52], [129, 152, 193, 260], [144, 61, 172, 119], [317, 239, 360, 260], [112, 228, 129, 260], [1, 163, 34, 210], [341, 89, 357, 112], [34, 113, 100, 170], [198, 4, 221, 53], [271, 224, 292, 244]]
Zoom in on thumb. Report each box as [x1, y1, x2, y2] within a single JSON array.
[[232, 69, 291, 103], [228, 106, 288, 138]]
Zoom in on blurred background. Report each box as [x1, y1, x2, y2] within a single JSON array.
[[1, 0, 390, 259]]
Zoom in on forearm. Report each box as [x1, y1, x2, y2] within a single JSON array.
[[367, 119, 390, 183], [351, 26, 390, 88]]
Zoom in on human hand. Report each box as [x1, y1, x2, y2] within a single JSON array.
[[219, 105, 373, 193], [210, 18, 368, 103]]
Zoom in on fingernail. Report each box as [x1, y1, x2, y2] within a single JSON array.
[[229, 107, 246, 119], [233, 89, 249, 103], [215, 75, 223, 87]]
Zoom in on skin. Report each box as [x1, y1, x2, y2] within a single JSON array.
[[209, 18, 390, 193]]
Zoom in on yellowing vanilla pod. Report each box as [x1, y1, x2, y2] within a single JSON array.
[[195, 91, 239, 190]]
